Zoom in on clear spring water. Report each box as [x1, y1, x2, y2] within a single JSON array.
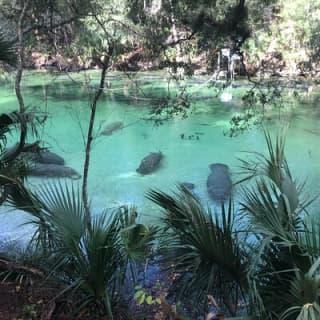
[[0, 71, 320, 241]]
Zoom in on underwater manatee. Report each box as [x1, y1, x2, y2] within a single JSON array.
[[28, 151, 65, 165], [4, 143, 65, 165], [101, 121, 124, 136], [28, 164, 81, 179], [3, 142, 40, 160], [136, 152, 163, 175], [207, 163, 232, 202]]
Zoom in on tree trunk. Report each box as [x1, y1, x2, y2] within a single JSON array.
[[11, 0, 30, 162], [15, 0, 29, 114], [82, 46, 114, 225], [169, 0, 180, 58]]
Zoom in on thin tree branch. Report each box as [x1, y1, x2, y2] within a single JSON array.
[[11, 0, 31, 163], [82, 44, 114, 225]]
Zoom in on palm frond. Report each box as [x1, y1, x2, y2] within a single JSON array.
[[237, 130, 303, 210], [298, 217, 320, 258], [3, 109, 46, 144], [35, 182, 86, 251], [147, 185, 249, 315], [237, 130, 288, 187], [119, 205, 157, 263], [0, 109, 47, 153], [38, 206, 122, 319], [5, 178, 44, 216], [237, 129, 320, 318], [6, 181, 156, 317], [82, 211, 122, 296], [240, 178, 302, 242], [280, 258, 320, 320], [296, 303, 320, 320], [249, 241, 304, 318]]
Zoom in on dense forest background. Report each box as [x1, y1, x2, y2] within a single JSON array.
[[1, 0, 320, 77], [1, 1, 320, 320]]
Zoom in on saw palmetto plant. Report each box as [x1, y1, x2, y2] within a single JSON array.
[[0, 110, 47, 204], [148, 130, 320, 319], [239, 130, 320, 319], [147, 186, 249, 316], [279, 258, 320, 320], [3, 121, 320, 319], [5, 181, 156, 319]]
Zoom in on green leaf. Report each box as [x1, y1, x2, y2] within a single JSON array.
[[137, 292, 146, 305], [134, 290, 145, 300], [146, 295, 153, 305], [147, 186, 248, 310]]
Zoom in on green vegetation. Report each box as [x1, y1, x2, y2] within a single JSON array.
[[148, 131, 320, 319], [0, 0, 320, 319], [1, 104, 319, 318], [1, 0, 320, 75], [4, 179, 157, 318]]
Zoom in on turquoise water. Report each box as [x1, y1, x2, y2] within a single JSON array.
[[0, 71, 320, 241]]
